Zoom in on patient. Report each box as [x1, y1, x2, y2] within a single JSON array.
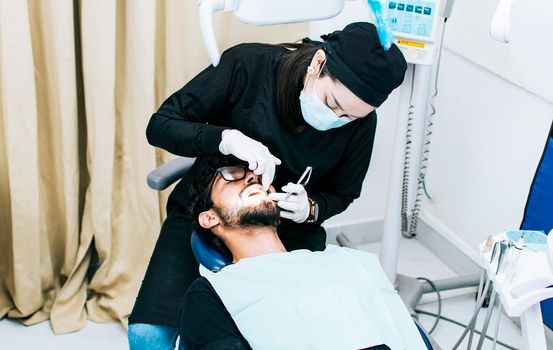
[[179, 155, 427, 350]]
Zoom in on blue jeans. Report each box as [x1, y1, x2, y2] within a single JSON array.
[[128, 323, 185, 350]]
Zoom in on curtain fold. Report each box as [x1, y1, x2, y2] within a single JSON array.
[[0, 0, 49, 322], [0, 0, 306, 334], [83, 0, 160, 326]]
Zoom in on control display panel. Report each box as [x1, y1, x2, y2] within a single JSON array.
[[388, 1, 436, 39]]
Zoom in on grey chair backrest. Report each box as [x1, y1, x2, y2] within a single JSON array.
[[147, 157, 196, 190]]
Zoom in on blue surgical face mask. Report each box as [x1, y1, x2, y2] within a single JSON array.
[[299, 61, 352, 131]]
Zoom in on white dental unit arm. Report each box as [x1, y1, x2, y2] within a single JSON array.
[[490, 0, 516, 43], [199, 0, 448, 67], [199, 0, 347, 66]]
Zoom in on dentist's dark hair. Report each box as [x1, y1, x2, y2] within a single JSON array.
[[276, 41, 333, 133]]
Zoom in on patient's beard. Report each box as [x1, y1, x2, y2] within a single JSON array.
[[213, 200, 280, 229]]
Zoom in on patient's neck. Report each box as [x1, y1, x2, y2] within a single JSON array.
[[223, 226, 286, 263]]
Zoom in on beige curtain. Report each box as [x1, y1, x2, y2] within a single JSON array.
[[0, 0, 306, 334]]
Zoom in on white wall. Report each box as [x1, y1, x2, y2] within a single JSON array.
[[325, 89, 401, 227], [425, 49, 552, 251], [318, 0, 553, 258], [314, 0, 402, 228]]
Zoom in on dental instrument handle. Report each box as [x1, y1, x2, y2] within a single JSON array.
[[283, 166, 312, 200], [504, 237, 524, 285], [484, 235, 493, 253]]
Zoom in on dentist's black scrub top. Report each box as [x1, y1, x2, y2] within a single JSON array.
[[129, 43, 378, 328]]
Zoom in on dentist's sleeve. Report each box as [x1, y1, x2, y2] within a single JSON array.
[[309, 114, 377, 223], [146, 46, 248, 157]]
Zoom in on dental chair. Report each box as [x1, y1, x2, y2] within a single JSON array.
[[147, 157, 436, 349], [519, 121, 553, 335]]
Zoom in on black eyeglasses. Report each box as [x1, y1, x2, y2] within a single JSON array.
[[202, 165, 250, 211], [214, 165, 249, 182]]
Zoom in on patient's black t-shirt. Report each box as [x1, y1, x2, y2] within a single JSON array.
[[180, 277, 391, 350]]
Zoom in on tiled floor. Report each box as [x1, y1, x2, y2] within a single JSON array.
[[0, 237, 529, 349]]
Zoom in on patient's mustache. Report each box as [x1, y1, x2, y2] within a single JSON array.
[[239, 182, 265, 198]]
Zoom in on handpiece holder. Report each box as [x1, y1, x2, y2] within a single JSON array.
[[480, 231, 553, 350], [482, 231, 553, 317]]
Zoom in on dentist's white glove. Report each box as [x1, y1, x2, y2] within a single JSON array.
[[219, 129, 281, 190], [268, 183, 310, 223]]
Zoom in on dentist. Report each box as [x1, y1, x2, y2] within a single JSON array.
[[128, 22, 407, 349]]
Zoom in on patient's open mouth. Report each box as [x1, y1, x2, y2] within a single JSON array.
[[247, 189, 264, 197], [242, 185, 266, 198]]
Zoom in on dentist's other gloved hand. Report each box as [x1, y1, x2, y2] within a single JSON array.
[[268, 183, 310, 223], [219, 129, 281, 190]]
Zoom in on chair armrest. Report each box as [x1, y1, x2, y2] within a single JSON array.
[[147, 157, 196, 190]]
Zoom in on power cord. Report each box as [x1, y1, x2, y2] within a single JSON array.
[[416, 277, 442, 334], [400, 66, 417, 238], [414, 274, 519, 350], [406, 17, 448, 237], [414, 310, 519, 350]]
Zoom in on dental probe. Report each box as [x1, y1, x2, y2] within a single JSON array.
[[283, 166, 312, 200]]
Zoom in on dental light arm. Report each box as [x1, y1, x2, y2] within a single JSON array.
[[198, 0, 345, 66], [198, 0, 393, 67], [198, 0, 239, 67], [490, 0, 516, 43]]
